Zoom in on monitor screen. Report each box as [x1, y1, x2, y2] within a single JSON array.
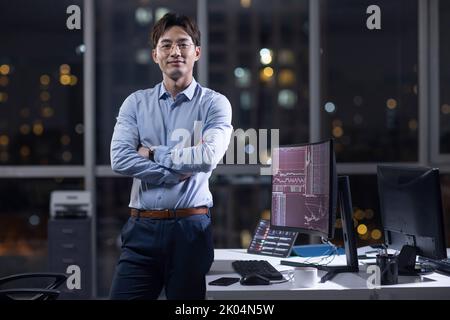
[[377, 165, 447, 260], [270, 140, 337, 239]]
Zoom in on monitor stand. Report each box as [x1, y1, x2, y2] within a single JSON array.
[[280, 176, 359, 282]]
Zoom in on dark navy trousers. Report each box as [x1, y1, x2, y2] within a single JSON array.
[[109, 211, 214, 300]]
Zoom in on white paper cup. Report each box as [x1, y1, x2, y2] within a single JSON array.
[[293, 267, 318, 288]]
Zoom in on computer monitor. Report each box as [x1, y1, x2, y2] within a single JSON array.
[[270, 139, 337, 240], [377, 165, 448, 271], [274, 140, 359, 278]]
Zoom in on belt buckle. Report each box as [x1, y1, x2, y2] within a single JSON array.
[[164, 209, 176, 219]]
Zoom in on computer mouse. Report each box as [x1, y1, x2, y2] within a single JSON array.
[[240, 273, 271, 286]]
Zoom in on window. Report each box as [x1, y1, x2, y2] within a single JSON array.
[[346, 175, 383, 246], [208, 0, 309, 147], [95, 0, 197, 164], [321, 0, 418, 162], [441, 175, 450, 247], [0, 0, 84, 165], [0, 178, 84, 277], [439, 1, 450, 154], [207, 0, 310, 249], [96, 177, 132, 297], [210, 175, 272, 248]]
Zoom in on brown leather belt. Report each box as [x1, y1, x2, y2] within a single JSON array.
[[130, 207, 208, 219]]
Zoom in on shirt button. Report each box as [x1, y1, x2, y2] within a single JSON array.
[[157, 196, 162, 200]]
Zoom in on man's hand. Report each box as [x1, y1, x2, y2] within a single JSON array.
[[138, 145, 150, 158], [179, 173, 192, 181], [138, 144, 192, 181]]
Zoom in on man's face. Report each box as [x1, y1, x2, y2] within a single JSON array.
[[152, 26, 201, 81]]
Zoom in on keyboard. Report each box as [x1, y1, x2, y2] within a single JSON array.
[[424, 258, 450, 275], [232, 260, 284, 280]]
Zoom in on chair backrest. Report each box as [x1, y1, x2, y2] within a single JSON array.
[[0, 273, 68, 300]]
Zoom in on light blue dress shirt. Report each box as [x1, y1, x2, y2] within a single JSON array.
[[110, 79, 233, 210]]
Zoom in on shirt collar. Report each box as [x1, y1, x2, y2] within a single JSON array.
[[158, 78, 198, 101]]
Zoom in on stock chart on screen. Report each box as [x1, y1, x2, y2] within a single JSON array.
[[271, 142, 330, 234]]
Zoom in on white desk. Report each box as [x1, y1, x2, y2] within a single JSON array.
[[206, 247, 450, 300]]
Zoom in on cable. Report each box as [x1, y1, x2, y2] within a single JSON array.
[[299, 238, 342, 267], [270, 270, 294, 284], [270, 278, 291, 284]]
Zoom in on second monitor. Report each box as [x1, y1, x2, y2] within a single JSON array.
[[270, 139, 337, 240], [377, 165, 448, 274], [273, 140, 359, 278]]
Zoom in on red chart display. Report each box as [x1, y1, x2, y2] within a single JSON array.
[[271, 142, 330, 234]]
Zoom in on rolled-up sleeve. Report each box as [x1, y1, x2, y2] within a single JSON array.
[[154, 94, 233, 174], [110, 94, 181, 185]]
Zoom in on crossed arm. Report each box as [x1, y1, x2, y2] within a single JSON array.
[[110, 94, 182, 185], [110, 93, 233, 185], [150, 94, 233, 175]]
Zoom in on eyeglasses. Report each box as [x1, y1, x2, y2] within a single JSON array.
[[158, 42, 195, 53]]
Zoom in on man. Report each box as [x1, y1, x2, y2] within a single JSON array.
[[109, 13, 232, 300]]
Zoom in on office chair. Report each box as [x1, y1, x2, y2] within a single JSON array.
[[0, 272, 67, 300]]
